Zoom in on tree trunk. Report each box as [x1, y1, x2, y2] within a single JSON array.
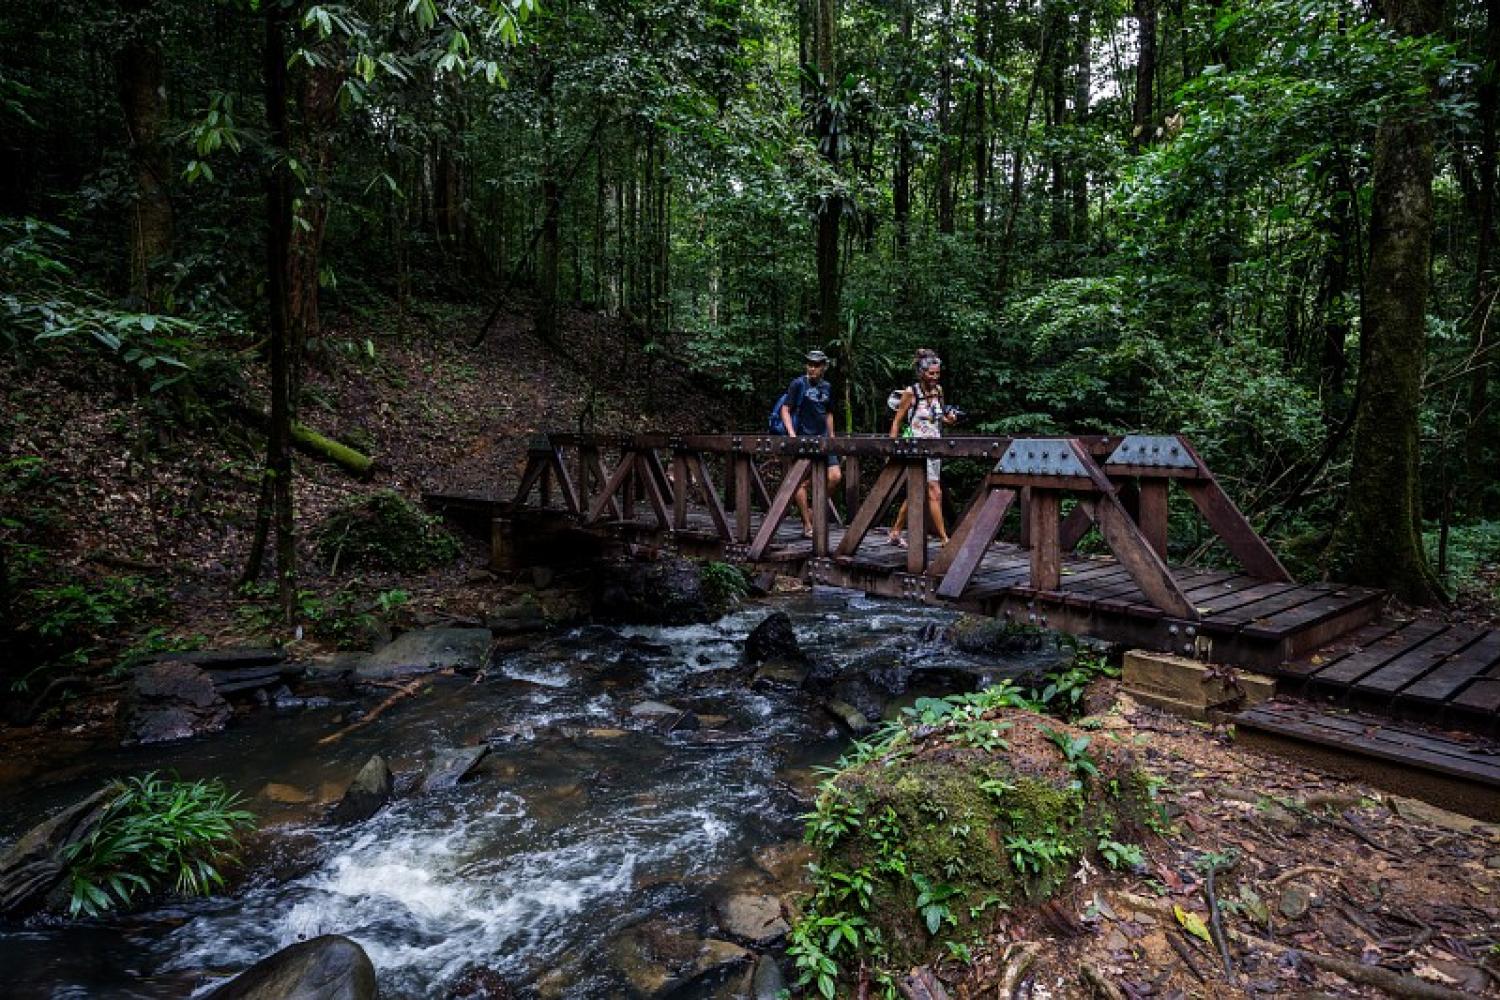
[[287, 52, 339, 401], [893, 0, 913, 253], [257, 3, 298, 621], [1319, 156, 1353, 422], [1049, 15, 1069, 245], [1469, 0, 1500, 514], [116, 5, 173, 307], [536, 63, 560, 343], [1329, 0, 1444, 605], [936, 0, 955, 234], [1071, 6, 1091, 243], [814, 0, 840, 346], [972, 0, 989, 242], [1131, 0, 1158, 152]]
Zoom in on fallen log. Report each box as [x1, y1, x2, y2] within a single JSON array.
[[231, 404, 374, 477]]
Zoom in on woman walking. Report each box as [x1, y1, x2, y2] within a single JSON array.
[[888, 349, 957, 548]]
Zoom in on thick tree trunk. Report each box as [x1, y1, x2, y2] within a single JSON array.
[[287, 55, 339, 400], [252, 3, 298, 622], [116, 8, 173, 307], [1131, 0, 1157, 152], [1330, 0, 1444, 605]]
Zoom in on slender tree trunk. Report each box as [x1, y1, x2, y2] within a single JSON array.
[[1469, 0, 1500, 513], [1329, 0, 1444, 604], [893, 0, 913, 253], [1131, 0, 1158, 152], [1049, 16, 1069, 245], [116, 4, 173, 307], [256, 3, 297, 621], [936, 0, 955, 234], [536, 63, 560, 343], [1319, 156, 1353, 422], [814, 0, 840, 346], [1071, 6, 1091, 243], [972, 0, 989, 243]]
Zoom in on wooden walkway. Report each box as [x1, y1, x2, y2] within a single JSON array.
[[429, 430, 1500, 734]]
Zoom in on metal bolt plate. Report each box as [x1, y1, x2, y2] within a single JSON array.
[[1104, 435, 1195, 469], [996, 439, 1089, 477]]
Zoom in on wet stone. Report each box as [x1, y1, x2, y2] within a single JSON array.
[[330, 755, 395, 825], [750, 955, 786, 1000], [742, 612, 806, 667], [260, 783, 312, 805], [750, 659, 807, 692], [420, 745, 490, 794], [823, 698, 874, 736], [355, 627, 493, 681], [715, 893, 790, 947], [204, 934, 376, 1000], [127, 661, 232, 745]]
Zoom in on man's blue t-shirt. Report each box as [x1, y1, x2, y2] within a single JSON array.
[[784, 375, 832, 436]]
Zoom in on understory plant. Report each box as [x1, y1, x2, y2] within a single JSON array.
[[789, 675, 1156, 996], [60, 772, 256, 917]]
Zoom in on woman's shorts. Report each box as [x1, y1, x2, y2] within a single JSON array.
[[926, 458, 941, 482]]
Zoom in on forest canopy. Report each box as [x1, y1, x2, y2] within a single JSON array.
[[2, 0, 1497, 607]]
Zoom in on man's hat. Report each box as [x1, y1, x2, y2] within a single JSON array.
[[805, 349, 830, 365]]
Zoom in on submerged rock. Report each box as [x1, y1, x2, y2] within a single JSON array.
[[447, 965, 516, 999], [419, 746, 490, 794], [822, 698, 875, 736], [750, 955, 786, 1000], [949, 615, 1053, 656], [354, 627, 493, 681], [204, 934, 376, 1000], [0, 787, 110, 917], [610, 917, 752, 998], [126, 661, 233, 744], [742, 612, 806, 667], [329, 755, 395, 825], [592, 557, 711, 625]]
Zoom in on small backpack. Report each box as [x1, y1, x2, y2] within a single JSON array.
[[888, 384, 942, 435], [768, 392, 790, 434]]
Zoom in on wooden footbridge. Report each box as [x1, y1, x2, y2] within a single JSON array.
[[430, 432, 1500, 739]]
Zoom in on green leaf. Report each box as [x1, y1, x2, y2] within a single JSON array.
[[1174, 904, 1212, 943]]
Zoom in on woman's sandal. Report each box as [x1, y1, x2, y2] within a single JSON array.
[[888, 535, 908, 549]]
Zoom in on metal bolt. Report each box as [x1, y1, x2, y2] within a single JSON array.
[[1185, 626, 1196, 637], [1168, 625, 1179, 635]]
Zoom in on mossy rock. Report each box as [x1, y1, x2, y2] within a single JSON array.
[[314, 490, 460, 573], [804, 708, 1156, 971]]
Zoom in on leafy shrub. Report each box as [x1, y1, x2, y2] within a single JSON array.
[[314, 490, 459, 572], [60, 772, 256, 917], [11, 575, 162, 690], [700, 560, 748, 610]]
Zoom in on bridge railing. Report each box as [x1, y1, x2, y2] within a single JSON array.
[[507, 432, 1289, 620]]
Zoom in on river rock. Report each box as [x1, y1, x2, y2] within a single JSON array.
[[420, 746, 490, 794], [611, 918, 752, 998], [750, 659, 807, 692], [354, 627, 493, 682], [204, 934, 376, 1000], [0, 787, 111, 917], [950, 615, 1051, 656], [127, 661, 233, 744], [715, 893, 790, 946], [485, 600, 547, 636], [831, 678, 886, 723], [592, 557, 711, 625], [751, 955, 786, 1000], [742, 612, 806, 667], [330, 755, 395, 825], [629, 701, 699, 732], [822, 698, 875, 736]]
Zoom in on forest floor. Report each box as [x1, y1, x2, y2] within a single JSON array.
[[0, 297, 725, 708], [935, 687, 1500, 1000]]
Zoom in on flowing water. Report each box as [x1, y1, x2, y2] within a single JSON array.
[[0, 590, 1063, 999]]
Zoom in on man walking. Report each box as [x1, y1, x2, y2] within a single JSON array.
[[777, 350, 843, 538]]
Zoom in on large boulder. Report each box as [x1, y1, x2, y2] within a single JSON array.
[[610, 917, 752, 998], [742, 612, 806, 668], [204, 935, 376, 1000], [592, 557, 711, 626], [0, 787, 110, 917], [127, 661, 233, 744], [328, 755, 394, 826], [354, 628, 493, 682]]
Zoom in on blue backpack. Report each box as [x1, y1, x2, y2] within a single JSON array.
[[768, 391, 791, 434]]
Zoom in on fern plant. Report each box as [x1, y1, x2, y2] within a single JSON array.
[[60, 772, 256, 917]]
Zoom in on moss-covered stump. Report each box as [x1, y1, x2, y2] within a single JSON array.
[[793, 704, 1158, 993], [314, 490, 459, 573]]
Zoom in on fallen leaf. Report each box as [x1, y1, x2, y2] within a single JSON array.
[[1173, 904, 1211, 943]]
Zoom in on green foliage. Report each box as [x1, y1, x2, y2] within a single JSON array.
[[1425, 520, 1500, 603], [60, 772, 256, 918], [699, 560, 748, 610], [1032, 652, 1119, 719], [12, 576, 161, 691], [314, 490, 460, 573], [1097, 836, 1146, 872]]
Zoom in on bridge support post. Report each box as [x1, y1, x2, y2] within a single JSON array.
[[490, 516, 518, 572]]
